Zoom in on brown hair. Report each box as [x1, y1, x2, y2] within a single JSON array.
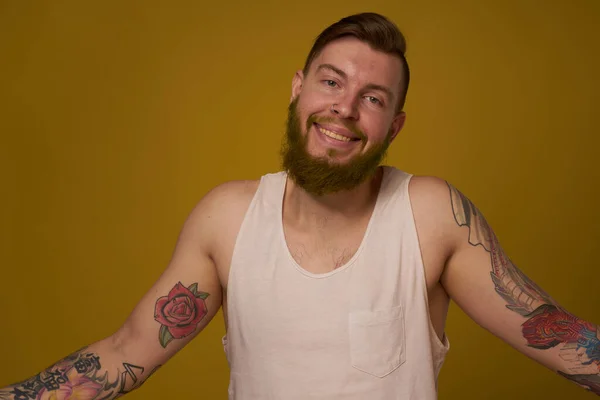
[[302, 13, 410, 112]]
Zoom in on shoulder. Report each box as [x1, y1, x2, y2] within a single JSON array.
[[407, 175, 451, 207], [193, 179, 260, 224], [181, 180, 260, 249], [407, 175, 460, 264], [407, 174, 482, 254], [203, 180, 260, 208], [407, 175, 456, 229]]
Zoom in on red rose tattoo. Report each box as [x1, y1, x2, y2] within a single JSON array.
[[154, 282, 210, 348]]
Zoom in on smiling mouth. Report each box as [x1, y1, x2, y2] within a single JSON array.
[[315, 124, 360, 143]]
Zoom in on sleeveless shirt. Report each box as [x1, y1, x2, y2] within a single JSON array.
[[223, 166, 449, 399]]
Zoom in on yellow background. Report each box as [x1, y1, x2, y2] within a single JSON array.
[[1, 1, 599, 398]]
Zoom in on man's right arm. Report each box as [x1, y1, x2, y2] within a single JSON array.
[[0, 182, 239, 400]]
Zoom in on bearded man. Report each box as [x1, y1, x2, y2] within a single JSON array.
[[1, 12, 598, 400]]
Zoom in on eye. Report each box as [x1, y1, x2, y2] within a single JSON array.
[[365, 96, 382, 106], [323, 79, 338, 88]]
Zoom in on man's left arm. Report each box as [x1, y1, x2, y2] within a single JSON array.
[[418, 177, 600, 395]]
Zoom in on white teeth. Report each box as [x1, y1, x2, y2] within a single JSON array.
[[318, 127, 352, 142]]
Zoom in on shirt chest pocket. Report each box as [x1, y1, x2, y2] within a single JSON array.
[[348, 306, 406, 378]]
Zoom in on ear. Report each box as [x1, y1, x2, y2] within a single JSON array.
[[290, 70, 304, 103], [388, 111, 406, 142]]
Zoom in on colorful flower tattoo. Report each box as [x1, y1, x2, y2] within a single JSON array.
[[153, 282, 210, 348]]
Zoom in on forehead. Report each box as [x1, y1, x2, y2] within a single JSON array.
[[309, 37, 403, 91]]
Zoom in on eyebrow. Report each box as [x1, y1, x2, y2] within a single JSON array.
[[316, 63, 348, 79], [315, 63, 395, 101]]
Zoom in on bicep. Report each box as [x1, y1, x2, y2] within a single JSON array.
[[112, 196, 223, 369]]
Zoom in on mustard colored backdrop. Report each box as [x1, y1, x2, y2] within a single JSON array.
[[1, 1, 599, 398]]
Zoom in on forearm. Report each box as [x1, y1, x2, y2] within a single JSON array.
[[532, 311, 600, 395], [0, 337, 159, 400]]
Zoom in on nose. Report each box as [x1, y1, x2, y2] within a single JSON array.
[[330, 94, 359, 120]]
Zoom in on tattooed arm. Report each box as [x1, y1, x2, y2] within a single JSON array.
[[412, 176, 599, 396], [0, 182, 242, 399], [0, 345, 159, 400]]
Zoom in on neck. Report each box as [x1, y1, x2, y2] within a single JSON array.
[[284, 166, 384, 225]]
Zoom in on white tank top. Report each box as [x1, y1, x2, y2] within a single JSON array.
[[223, 166, 449, 399]]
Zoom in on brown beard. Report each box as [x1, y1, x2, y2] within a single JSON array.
[[281, 97, 392, 196]]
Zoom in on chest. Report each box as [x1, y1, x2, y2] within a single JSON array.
[[214, 212, 450, 295], [283, 218, 369, 274]]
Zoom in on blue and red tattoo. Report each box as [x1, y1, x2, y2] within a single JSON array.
[[448, 183, 600, 395]]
